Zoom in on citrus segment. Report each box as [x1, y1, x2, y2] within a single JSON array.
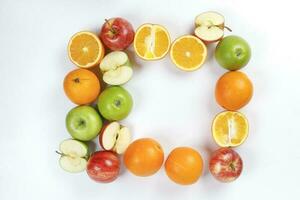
[[134, 24, 170, 60], [170, 35, 207, 71], [212, 111, 249, 147], [68, 31, 104, 68]]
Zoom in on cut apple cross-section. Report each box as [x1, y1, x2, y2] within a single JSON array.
[[100, 51, 133, 85], [212, 111, 249, 147], [57, 139, 89, 173], [99, 122, 131, 154], [134, 24, 171, 60], [194, 11, 231, 44]]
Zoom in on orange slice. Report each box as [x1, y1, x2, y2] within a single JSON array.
[[134, 24, 170, 60], [212, 111, 249, 147], [170, 35, 207, 71], [68, 31, 104, 68]]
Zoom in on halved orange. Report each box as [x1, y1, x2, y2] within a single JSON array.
[[68, 31, 104, 68], [170, 35, 207, 71], [134, 24, 170, 60], [212, 111, 249, 147]]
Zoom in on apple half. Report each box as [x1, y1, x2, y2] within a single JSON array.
[[194, 11, 230, 44], [99, 122, 131, 154], [57, 139, 89, 173], [99, 51, 133, 85]]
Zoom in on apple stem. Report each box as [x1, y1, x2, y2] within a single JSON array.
[[55, 150, 89, 159], [224, 26, 232, 32], [105, 19, 117, 34], [209, 24, 232, 32], [229, 163, 236, 171], [114, 99, 121, 107], [55, 151, 66, 156]]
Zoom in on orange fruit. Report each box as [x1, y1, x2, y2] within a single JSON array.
[[134, 24, 171, 60], [170, 35, 207, 71], [212, 111, 249, 147], [124, 138, 164, 177], [165, 147, 203, 185], [68, 31, 104, 68], [215, 71, 253, 110], [63, 69, 100, 105]]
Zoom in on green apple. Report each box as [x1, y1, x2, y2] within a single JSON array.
[[215, 35, 251, 70], [57, 139, 89, 173], [66, 106, 102, 141], [100, 51, 133, 85], [97, 86, 133, 121]]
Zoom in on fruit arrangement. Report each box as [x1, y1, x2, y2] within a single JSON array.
[[57, 12, 253, 185]]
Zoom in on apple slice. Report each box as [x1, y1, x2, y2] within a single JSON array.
[[100, 122, 120, 150], [99, 122, 131, 154], [57, 139, 89, 173], [194, 11, 230, 44], [100, 51, 133, 85], [113, 126, 131, 154]]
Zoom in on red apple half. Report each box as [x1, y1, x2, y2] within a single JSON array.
[[194, 11, 231, 44], [209, 147, 243, 182], [99, 122, 131, 154]]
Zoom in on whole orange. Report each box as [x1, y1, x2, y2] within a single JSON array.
[[215, 71, 253, 111], [165, 147, 203, 185], [63, 69, 100, 105], [124, 138, 164, 177]]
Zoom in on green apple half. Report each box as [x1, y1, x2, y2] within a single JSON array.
[[57, 139, 89, 173], [97, 86, 133, 121], [66, 106, 102, 141], [100, 51, 133, 85], [215, 35, 251, 70]]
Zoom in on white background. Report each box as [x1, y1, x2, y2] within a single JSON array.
[[0, 0, 299, 199]]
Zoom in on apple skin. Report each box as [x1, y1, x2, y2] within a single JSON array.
[[99, 122, 110, 150], [98, 122, 131, 154], [86, 151, 120, 183], [66, 106, 102, 141], [196, 35, 223, 45], [209, 148, 243, 182], [97, 86, 133, 121], [100, 17, 135, 51], [215, 35, 251, 70]]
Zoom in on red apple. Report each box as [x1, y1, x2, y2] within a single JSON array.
[[86, 151, 120, 183], [99, 122, 131, 154], [100, 17, 135, 51], [209, 148, 243, 182]]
